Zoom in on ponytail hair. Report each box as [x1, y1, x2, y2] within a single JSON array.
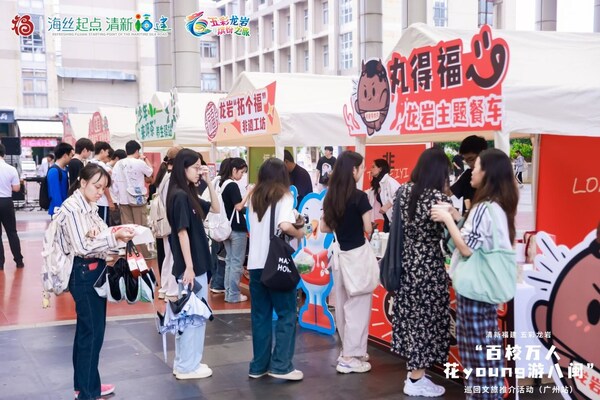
[[68, 163, 111, 196]]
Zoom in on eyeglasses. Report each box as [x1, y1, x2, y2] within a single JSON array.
[[188, 165, 202, 172]]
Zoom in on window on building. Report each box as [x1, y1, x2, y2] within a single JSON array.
[[304, 9, 308, 32], [323, 1, 329, 25], [304, 49, 309, 72], [323, 44, 329, 68], [22, 68, 48, 108], [433, 0, 448, 27], [478, 0, 494, 27], [259, 0, 266, 4], [271, 20, 275, 40], [340, 32, 352, 70], [287, 54, 291, 72], [201, 73, 219, 91], [287, 15, 291, 37], [20, 14, 44, 53], [340, 0, 352, 25], [200, 42, 217, 58]]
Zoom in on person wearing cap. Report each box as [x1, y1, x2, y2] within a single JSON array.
[[316, 146, 336, 191], [283, 150, 313, 206]]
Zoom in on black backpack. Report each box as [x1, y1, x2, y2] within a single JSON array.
[[39, 165, 63, 210]]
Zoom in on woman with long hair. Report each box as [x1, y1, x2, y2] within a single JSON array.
[[368, 158, 400, 232], [207, 158, 231, 294], [432, 149, 518, 400], [321, 150, 373, 374], [155, 146, 182, 300], [166, 149, 219, 380], [57, 164, 136, 399], [391, 146, 451, 397], [246, 158, 305, 381], [219, 157, 251, 303]]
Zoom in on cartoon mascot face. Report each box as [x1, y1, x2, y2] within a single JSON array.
[[355, 59, 390, 137], [529, 227, 600, 400]]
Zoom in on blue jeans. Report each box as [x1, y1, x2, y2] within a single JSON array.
[[69, 257, 107, 400], [223, 231, 247, 302], [174, 273, 209, 374], [209, 240, 225, 290], [249, 269, 297, 375]]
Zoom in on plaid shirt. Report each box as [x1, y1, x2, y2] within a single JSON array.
[[456, 294, 504, 400]]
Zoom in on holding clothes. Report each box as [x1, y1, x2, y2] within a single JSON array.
[[56, 164, 136, 400], [166, 149, 220, 380]]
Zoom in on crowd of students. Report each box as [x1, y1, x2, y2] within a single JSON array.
[[42, 137, 517, 400]]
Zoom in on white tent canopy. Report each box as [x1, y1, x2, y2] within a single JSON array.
[[145, 91, 225, 149], [368, 23, 600, 145], [212, 72, 357, 147]]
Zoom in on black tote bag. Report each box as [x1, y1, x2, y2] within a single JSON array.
[[260, 204, 300, 291], [379, 186, 404, 292]]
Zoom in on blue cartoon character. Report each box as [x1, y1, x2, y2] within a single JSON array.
[[294, 190, 335, 335]]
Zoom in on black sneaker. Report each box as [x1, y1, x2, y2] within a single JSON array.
[[16, 262, 24, 269]]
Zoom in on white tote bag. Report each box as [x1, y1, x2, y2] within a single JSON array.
[[332, 233, 380, 297]]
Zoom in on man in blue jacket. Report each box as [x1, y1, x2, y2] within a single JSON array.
[[47, 142, 73, 216]]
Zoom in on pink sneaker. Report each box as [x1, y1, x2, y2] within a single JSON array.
[[74, 383, 115, 398]]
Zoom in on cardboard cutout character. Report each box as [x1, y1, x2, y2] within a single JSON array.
[[527, 229, 600, 400], [354, 59, 390, 136]]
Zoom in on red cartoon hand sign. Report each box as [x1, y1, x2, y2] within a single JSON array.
[[465, 25, 509, 89]]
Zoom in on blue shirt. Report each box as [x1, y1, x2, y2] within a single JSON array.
[[47, 165, 69, 216]]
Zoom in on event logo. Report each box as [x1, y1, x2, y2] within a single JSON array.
[[185, 11, 251, 37], [204, 101, 219, 141], [185, 11, 211, 37], [344, 24, 510, 137], [526, 229, 600, 400], [46, 14, 171, 36], [11, 14, 34, 36]]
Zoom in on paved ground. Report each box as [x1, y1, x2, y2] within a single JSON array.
[[0, 186, 553, 400]]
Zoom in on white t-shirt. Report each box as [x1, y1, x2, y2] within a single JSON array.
[[247, 193, 296, 270], [112, 158, 152, 205], [0, 159, 19, 198], [88, 158, 112, 207]]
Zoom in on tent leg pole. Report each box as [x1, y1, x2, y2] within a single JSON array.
[[210, 143, 217, 164], [494, 130, 510, 155], [275, 145, 284, 160]]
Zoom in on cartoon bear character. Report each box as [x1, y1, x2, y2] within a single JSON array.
[[355, 59, 390, 136], [530, 228, 600, 400]]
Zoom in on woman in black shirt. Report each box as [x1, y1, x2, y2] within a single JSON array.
[[321, 151, 373, 375], [219, 157, 251, 303], [166, 149, 219, 380]]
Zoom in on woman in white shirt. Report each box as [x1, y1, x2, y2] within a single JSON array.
[[367, 158, 400, 232], [432, 149, 518, 400], [247, 158, 304, 381], [56, 163, 135, 400]]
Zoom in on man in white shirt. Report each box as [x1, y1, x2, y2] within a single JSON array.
[[88, 141, 115, 226], [37, 153, 54, 177], [114, 140, 153, 257], [0, 143, 24, 270]]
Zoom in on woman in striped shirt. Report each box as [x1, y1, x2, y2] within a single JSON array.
[[432, 149, 518, 400], [56, 163, 135, 400]]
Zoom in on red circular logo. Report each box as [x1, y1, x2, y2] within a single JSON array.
[[205, 101, 219, 141]]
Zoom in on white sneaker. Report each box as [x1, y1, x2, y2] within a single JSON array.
[[175, 364, 213, 380], [248, 371, 268, 379], [337, 351, 369, 363], [403, 375, 445, 397], [268, 369, 304, 381], [336, 357, 371, 374]]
